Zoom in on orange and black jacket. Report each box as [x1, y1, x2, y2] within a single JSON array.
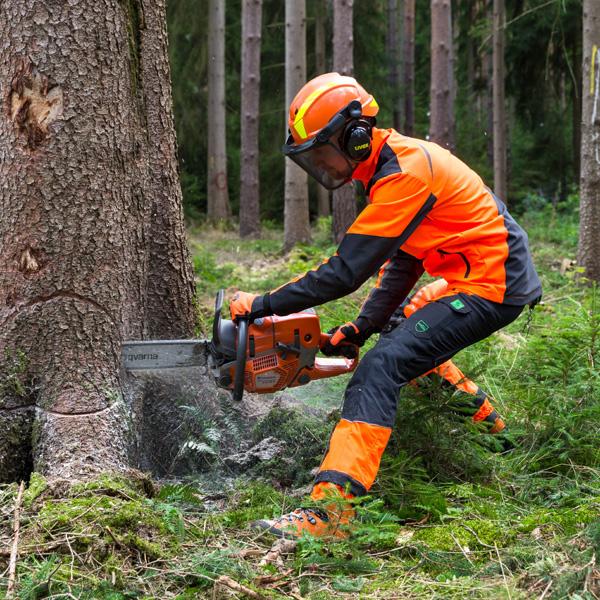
[[261, 128, 541, 329]]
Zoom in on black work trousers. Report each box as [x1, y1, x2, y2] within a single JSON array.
[[314, 293, 525, 496], [343, 293, 524, 427]]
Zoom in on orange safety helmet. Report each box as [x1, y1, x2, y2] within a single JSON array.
[[288, 73, 379, 143], [282, 73, 380, 189]]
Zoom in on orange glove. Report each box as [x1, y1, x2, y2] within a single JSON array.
[[229, 291, 271, 322], [320, 317, 374, 358]]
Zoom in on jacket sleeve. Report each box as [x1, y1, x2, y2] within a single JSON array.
[[357, 249, 424, 330], [266, 173, 436, 317]]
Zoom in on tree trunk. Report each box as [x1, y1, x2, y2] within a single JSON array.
[[332, 0, 356, 244], [572, 24, 583, 183], [387, 0, 401, 131], [403, 0, 415, 136], [466, 1, 476, 103], [429, 0, 455, 150], [0, 0, 196, 482], [207, 0, 231, 221], [284, 0, 311, 251], [492, 0, 507, 203], [240, 0, 262, 238], [578, 0, 600, 282], [314, 0, 331, 218], [483, 0, 494, 167]]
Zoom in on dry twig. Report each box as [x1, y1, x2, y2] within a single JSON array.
[[7, 481, 25, 598], [214, 575, 265, 599], [259, 538, 297, 567]]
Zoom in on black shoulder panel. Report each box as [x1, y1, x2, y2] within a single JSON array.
[[366, 143, 401, 197]]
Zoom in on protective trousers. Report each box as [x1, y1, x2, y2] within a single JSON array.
[[313, 293, 524, 497]]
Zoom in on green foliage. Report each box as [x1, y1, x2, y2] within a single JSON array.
[[217, 481, 288, 528]]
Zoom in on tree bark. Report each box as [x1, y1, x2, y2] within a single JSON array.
[[284, 0, 311, 251], [0, 0, 196, 482], [403, 0, 415, 136], [332, 0, 356, 244], [314, 0, 331, 218], [578, 0, 600, 282], [239, 0, 262, 238], [492, 0, 507, 203], [429, 0, 455, 150], [207, 0, 231, 221]]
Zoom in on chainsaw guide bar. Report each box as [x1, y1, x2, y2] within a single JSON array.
[[121, 339, 210, 371]]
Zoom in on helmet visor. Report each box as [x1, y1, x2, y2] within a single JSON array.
[[282, 134, 354, 190]]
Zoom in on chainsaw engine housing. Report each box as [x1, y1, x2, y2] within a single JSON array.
[[209, 290, 357, 399]]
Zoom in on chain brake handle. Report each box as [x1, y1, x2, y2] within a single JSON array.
[[232, 316, 249, 402]]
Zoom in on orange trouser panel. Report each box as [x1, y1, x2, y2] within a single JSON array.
[[430, 360, 479, 395], [317, 419, 392, 494], [472, 398, 495, 422]]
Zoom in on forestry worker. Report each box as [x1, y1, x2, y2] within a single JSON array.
[[229, 72, 542, 539]]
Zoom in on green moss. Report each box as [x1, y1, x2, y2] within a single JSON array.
[[218, 482, 288, 528], [518, 502, 600, 536], [23, 472, 47, 508], [70, 473, 153, 498], [414, 518, 515, 553]]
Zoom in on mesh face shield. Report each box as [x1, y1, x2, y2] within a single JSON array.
[[282, 100, 362, 190]]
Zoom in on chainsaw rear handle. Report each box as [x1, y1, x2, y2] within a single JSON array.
[[319, 332, 360, 360], [314, 332, 359, 377]]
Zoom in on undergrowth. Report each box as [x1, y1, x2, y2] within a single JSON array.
[[1, 208, 599, 598]]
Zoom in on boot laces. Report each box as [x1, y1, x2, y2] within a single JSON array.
[[276, 507, 329, 526]]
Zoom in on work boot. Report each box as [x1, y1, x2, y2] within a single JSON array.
[[251, 482, 355, 539]]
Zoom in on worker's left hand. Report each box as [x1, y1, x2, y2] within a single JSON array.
[[321, 317, 372, 358], [229, 291, 265, 322]]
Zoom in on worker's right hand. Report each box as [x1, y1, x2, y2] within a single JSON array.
[[229, 291, 272, 322], [320, 318, 372, 358]]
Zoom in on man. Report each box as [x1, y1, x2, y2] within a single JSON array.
[[230, 73, 542, 538]]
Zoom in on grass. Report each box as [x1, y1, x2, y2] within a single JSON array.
[[1, 208, 599, 599]]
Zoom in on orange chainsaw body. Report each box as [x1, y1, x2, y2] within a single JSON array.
[[212, 308, 358, 396]]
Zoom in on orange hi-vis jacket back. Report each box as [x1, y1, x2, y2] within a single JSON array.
[[267, 128, 541, 328]]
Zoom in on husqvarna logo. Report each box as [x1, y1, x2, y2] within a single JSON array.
[[128, 353, 159, 361]]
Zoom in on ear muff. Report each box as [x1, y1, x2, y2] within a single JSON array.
[[341, 119, 373, 161]]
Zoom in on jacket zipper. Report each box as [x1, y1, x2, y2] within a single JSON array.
[[437, 249, 471, 278]]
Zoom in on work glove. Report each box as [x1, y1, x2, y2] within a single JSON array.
[[229, 291, 271, 322], [320, 317, 374, 359]]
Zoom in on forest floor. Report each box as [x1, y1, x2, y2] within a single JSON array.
[[1, 204, 599, 599]]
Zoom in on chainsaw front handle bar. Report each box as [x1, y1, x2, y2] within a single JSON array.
[[233, 317, 249, 402]]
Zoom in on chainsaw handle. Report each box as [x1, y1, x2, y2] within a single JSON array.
[[233, 317, 248, 401], [311, 354, 359, 379], [319, 332, 360, 360]]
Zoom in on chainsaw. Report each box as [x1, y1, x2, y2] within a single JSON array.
[[121, 290, 358, 401]]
